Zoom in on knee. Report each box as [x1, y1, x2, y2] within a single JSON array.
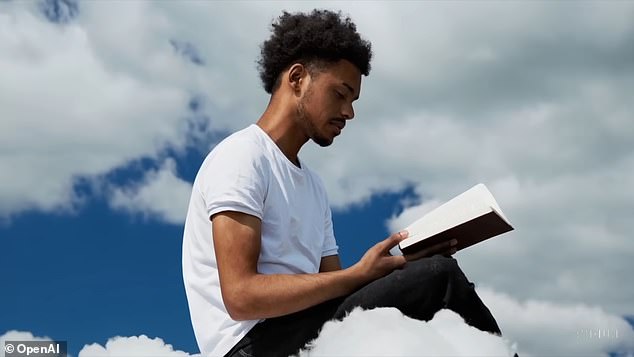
[[428, 254, 461, 275], [406, 254, 462, 279]]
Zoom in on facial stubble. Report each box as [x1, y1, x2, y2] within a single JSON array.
[[296, 84, 333, 147]]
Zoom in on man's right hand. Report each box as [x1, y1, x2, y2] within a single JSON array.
[[350, 231, 409, 282], [351, 231, 458, 283]]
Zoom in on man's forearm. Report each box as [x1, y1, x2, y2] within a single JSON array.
[[222, 266, 366, 321]]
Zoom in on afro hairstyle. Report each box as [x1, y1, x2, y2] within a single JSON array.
[[257, 9, 372, 94]]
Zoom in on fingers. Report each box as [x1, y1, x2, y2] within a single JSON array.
[[376, 230, 409, 253], [404, 238, 458, 262], [435, 238, 458, 257], [356, 243, 407, 282], [389, 254, 407, 267]]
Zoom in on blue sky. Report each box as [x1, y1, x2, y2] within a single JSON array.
[[2, 0, 634, 355]]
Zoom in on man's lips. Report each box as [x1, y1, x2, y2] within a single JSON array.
[[331, 120, 346, 131]]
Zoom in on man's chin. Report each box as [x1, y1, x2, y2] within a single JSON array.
[[312, 136, 334, 147]]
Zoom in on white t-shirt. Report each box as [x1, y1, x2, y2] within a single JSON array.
[[182, 124, 339, 357]]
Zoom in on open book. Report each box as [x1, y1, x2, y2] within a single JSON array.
[[395, 183, 514, 255]]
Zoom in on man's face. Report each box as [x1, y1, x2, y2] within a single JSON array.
[[296, 60, 362, 147]]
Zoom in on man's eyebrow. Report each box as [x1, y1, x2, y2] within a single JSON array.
[[342, 82, 359, 100]]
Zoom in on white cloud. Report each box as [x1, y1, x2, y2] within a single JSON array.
[[0, 2, 195, 218], [0, 2, 225, 220], [301, 287, 634, 356], [0, 330, 54, 343], [78, 335, 196, 357], [108, 159, 192, 225], [301, 308, 514, 356], [479, 287, 634, 356], [387, 198, 443, 235], [0, 331, 198, 357]]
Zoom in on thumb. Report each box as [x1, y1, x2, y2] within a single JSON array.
[[378, 230, 409, 252]]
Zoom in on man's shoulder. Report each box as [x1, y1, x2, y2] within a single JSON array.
[[205, 125, 268, 163], [192, 125, 269, 185], [215, 124, 264, 150]]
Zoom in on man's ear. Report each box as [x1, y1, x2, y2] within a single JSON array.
[[287, 63, 308, 95]]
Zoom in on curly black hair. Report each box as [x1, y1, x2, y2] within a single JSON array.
[[257, 9, 372, 94]]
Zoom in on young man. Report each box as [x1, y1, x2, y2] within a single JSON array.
[[182, 10, 500, 357]]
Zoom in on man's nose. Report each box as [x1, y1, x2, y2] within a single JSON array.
[[342, 103, 355, 120]]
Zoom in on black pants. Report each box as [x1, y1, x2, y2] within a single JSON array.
[[225, 255, 501, 357]]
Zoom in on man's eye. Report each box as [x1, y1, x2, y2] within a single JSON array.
[[335, 91, 345, 99]]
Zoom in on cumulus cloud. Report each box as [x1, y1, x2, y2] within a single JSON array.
[[108, 159, 192, 225], [78, 335, 196, 357], [301, 287, 634, 356], [0, 331, 197, 357], [480, 287, 634, 356], [0, 1, 197, 219], [1, 330, 55, 344], [300, 308, 514, 356]]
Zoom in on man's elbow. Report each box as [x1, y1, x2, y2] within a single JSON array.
[[222, 289, 258, 321], [225, 301, 251, 321]]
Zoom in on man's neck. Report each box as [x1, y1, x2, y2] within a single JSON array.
[[256, 97, 308, 168]]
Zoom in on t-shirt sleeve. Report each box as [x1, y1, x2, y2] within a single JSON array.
[[321, 202, 339, 257], [199, 140, 268, 220]]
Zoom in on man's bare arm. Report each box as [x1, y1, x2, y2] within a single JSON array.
[[212, 211, 456, 321], [212, 211, 403, 321]]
